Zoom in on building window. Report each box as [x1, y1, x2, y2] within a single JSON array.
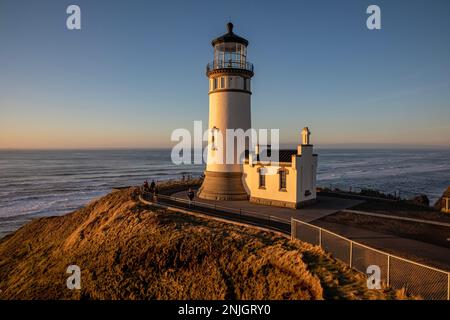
[[220, 77, 225, 88], [213, 78, 217, 90], [259, 170, 266, 188], [279, 170, 287, 190]]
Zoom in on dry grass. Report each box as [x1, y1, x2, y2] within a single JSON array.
[[0, 188, 399, 300]]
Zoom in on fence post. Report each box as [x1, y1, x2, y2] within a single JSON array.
[[387, 255, 391, 287], [291, 220, 295, 240], [319, 228, 322, 247], [349, 241, 353, 268]]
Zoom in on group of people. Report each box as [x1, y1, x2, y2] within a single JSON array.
[[142, 178, 195, 204], [181, 174, 194, 182], [143, 180, 158, 196]]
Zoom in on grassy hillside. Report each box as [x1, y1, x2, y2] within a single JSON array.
[[0, 187, 399, 300]]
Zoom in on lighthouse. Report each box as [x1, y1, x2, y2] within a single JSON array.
[[198, 23, 254, 200]]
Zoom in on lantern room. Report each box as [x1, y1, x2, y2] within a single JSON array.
[[207, 23, 254, 75]]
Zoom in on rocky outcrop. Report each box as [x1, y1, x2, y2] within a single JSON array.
[[408, 194, 430, 207], [434, 187, 450, 212]]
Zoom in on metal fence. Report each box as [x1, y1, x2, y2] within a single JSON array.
[[291, 218, 450, 300], [140, 192, 290, 233]]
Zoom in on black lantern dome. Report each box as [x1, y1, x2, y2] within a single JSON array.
[[211, 22, 249, 47]]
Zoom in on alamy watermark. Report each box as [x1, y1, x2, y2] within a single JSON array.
[[366, 265, 382, 289], [367, 5, 381, 30], [66, 5, 81, 30], [66, 265, 81, 290], [171, 121, 280, 168], [65, 4, 381, 31]]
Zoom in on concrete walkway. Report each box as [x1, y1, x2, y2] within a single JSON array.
[[342, 209, 450, 227], [172, 191, 363, 223], [313, 220, 450, 271]]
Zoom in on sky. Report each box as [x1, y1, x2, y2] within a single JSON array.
[[0, 0, 449, 149]]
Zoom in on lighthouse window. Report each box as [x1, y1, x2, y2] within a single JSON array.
[[213, 78, 218, 90], [220, 77, 225, 88], [243, 78, 247, 90], [211, 127, 219, 150]]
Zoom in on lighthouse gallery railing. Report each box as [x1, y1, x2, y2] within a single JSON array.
[[206, 61, 254, 73]]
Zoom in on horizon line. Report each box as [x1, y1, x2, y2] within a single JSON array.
[[1, 143, 449, 151]]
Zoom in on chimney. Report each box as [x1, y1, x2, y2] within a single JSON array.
[[301, 127, 311, 145]]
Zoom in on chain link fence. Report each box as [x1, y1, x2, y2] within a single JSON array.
[[291, 218, 450, 300]]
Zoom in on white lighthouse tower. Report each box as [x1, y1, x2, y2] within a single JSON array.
[[198, 23, 254, 200]]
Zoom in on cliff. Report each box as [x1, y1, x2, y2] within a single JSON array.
[[0, 187, 397, 300]]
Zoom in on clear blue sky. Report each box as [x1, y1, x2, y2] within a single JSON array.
[[1, 0, 449, 148]]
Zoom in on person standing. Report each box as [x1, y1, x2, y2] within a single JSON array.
[[150, 180, 156, 192], [143, 180, 150, 199], [187, 188, 195, 207], [153, 185, 159, 202]]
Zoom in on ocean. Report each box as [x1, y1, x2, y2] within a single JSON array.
[[0, 148, 449, 238]]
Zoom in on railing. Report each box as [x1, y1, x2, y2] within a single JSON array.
[[140, 191, 290, 233], [206, 61, 254, 74], [291, 218, 450, 300]]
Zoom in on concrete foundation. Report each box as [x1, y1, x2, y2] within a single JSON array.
[[249, 196, 316, 209], [198, 171, 249, 200]]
